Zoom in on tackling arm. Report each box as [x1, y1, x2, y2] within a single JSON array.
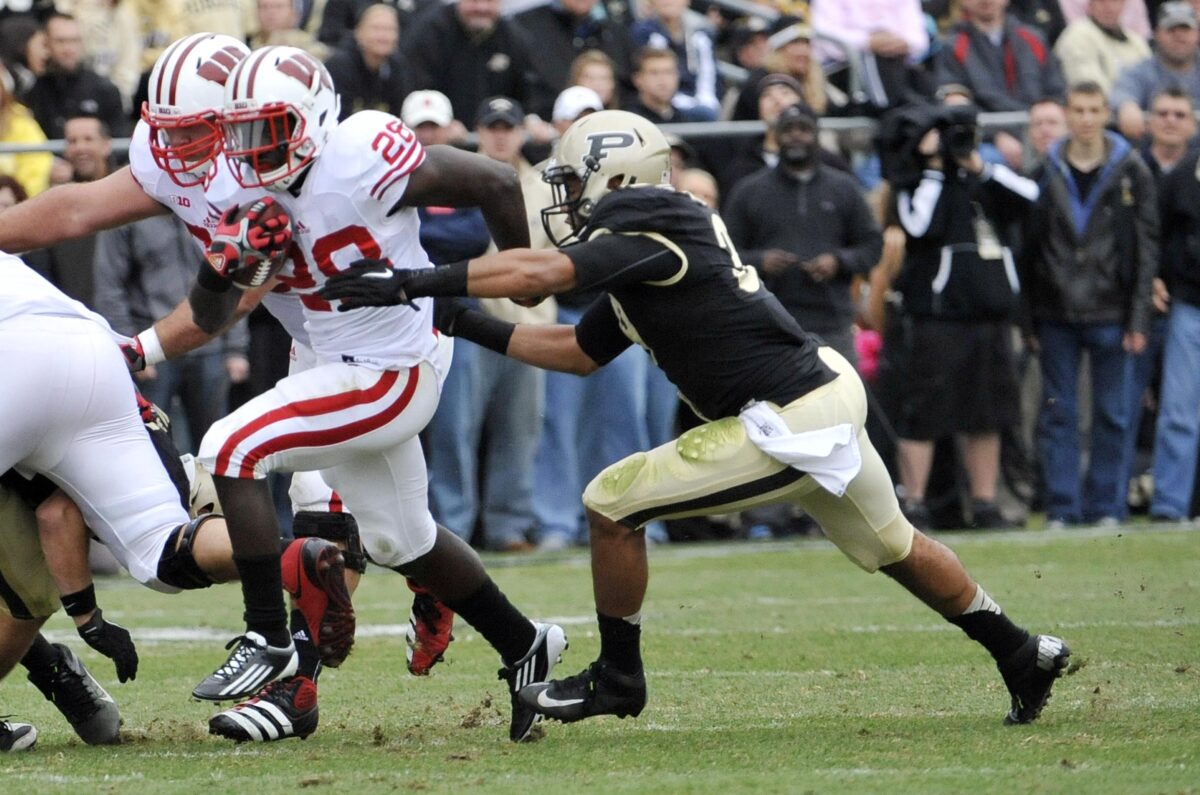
[[0, 167, 167, 252], [507, 323, 600, 375], [437, 296, 599, 374]]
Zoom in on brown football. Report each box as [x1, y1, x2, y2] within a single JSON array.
[[229, 200, 291, 289]]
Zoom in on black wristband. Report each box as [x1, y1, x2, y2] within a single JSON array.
[[452, 307, 516, 354], [62, 584, 97, 617], [196, 262, 233, 293], [404, 260, 470, 298]]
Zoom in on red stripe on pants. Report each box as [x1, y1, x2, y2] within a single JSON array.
[[214, 368, 404, 477], [234, 366, 421, 478]]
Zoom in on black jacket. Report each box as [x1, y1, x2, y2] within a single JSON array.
[[1156, 149, 1200, 309], [27, 68, 127, 139], [1022, 133, 1158, 332], [896, 163, 1038, 320], [324, 43, 416, 121], [514, 3, 635, 113], [724, 163, 882, 333], [404, 5, 549, 122]]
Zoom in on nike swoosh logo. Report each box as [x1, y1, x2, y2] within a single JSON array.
[[363, 270, 393, 279], [536, 690, 584, 709]]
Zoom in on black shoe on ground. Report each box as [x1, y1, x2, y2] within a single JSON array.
[[192, 632, 298, 702], [970, 500, 1019, 530], [519, 658, 647, 724], [208, 675, 319, 742], [998, 634, 1071, 725], [26, 643, 121, 745], [0, 719, 36, 752], [497, 622, 567, 742]]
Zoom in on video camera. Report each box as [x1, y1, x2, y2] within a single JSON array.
[[877, 103, 980, 190], [933, 105, 980, 161]]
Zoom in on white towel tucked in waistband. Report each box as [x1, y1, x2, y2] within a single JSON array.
[[738, 401, 862, 497]]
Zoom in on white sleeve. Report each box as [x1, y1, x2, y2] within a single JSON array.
[[898, 171, 945, 238]]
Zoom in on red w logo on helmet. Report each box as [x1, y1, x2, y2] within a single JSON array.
[[278, 52, 332, 91], [197, 46, 245, 87]]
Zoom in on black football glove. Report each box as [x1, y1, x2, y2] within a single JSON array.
[[319, 259, 417, 311], [433, 296, 471, 336], [78, 608, 139, 683]]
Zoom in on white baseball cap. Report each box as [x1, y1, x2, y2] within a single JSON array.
[[552, 86, 604, 124], [401, 90, 453, 128]]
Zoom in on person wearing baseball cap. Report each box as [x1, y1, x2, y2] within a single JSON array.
[[401, 90, 467, 146], [723, 101, 882, 367], [550, 86, 604, 134], [1112, 0, 1200, 140]]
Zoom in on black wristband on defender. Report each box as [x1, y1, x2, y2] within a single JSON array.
[[62, 584, 97, 617], [453, 308, 516, 354], [405, 259, 470, 297], [196, 263, 233, 293]]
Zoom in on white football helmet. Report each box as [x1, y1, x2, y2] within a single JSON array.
[[221, 46, 341, 191], [542, 109, 672, 245], [142, 33, 249, 187]]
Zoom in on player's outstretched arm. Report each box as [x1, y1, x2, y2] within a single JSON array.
[[320, 249, 575, 310], [436, 297, 598, 375], [0, 167, 167, 252], [396, 144, 530, 251], [34, 491, 139, 682]]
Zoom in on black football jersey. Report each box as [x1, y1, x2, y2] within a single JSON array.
[[565, 186, 836, 421]]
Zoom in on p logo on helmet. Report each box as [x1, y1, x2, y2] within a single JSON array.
[[585, 131, 638, 165]]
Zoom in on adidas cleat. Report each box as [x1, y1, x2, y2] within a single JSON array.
[[26, 643, 121, 745], [192, 632, 298, 702], [0, 719, 36, 752], [999, 634, 1071, 725], [519, 658, 647, 724], [209, 675, 319, 743], [405, 578, 454, 676], [282, 537, 356, 668], [498, 622, 567, 742]]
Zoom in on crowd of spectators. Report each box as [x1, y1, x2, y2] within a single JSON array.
[[5, 0, 1200, 549]]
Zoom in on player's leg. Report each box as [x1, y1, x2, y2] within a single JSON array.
[[200, 361, 426, 740], [522, 412, 811, 723], [323, 432, 565, 743], [796, 350, 1070, 724], [194, 362, 413, 700], [0, 608, 42, 752], [0, 486, 121, 745]]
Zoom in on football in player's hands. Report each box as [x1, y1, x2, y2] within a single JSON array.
[[206, 198, 293, 289]]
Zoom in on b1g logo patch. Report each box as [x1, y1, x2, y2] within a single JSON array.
[[585, 131, 642, 163]]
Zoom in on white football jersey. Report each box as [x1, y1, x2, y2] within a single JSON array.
[[261, 111, 438, 370], [127, 120, 311, 348], [129, 113, 437, 370], [0, 252, 114, 329]]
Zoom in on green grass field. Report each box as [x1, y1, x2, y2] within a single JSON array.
[[3, 525, 1198, 794]]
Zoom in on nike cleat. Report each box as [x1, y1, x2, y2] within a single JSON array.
[[0, 719, 36, 752], [519, 657, 647, 724], [498, 622, 567, 742], [209, 675, 319, 743], [405, 578, 454, 676], [999, 634, 1071, 725], [26, 643, 121, 745], [192, 632, 298, 702], [282, 537, 356, 668]]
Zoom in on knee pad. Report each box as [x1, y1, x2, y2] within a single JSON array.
[[293, 511, 366, 574], [582, 452, 650, 521], [156, 515, 220, 590]]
